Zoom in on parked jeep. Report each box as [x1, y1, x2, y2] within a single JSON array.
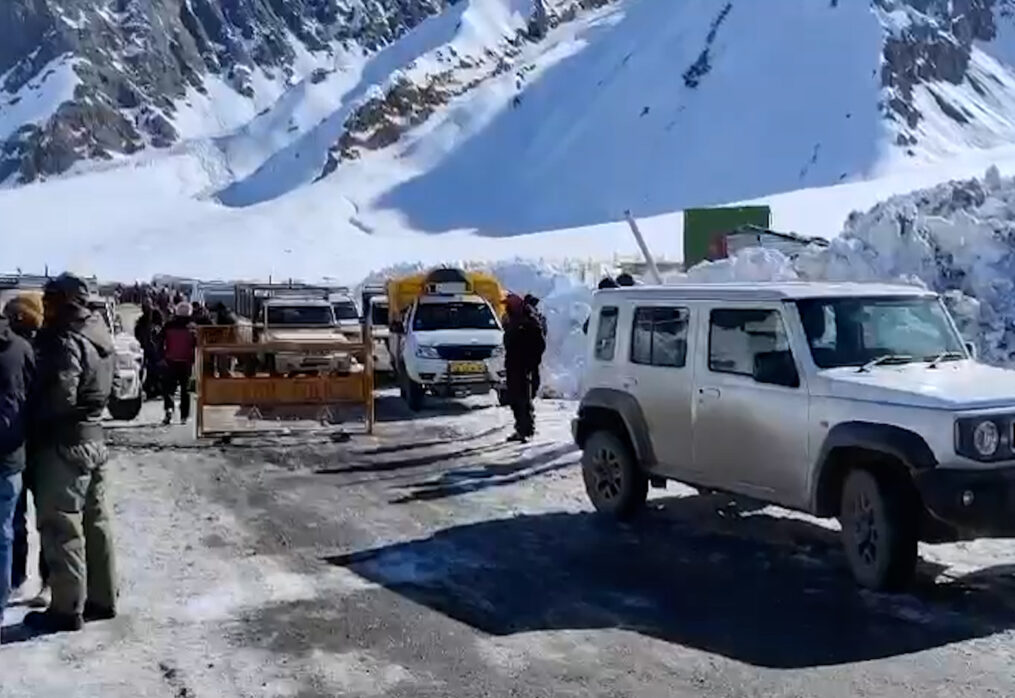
[[573, 281, 1013, 590]]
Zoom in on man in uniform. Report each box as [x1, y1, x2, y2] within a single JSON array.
[[24, 273, 117, 633]]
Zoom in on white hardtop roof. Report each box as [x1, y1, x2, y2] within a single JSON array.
[[598, 281, 936, 302], [419, 293, 486, 304], [328, 293, 355, 302], [264, 297, 332, 306]]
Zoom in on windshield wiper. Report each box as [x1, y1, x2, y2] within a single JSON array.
[[926, 351, 965, 368], [857, 354, 913, 373]]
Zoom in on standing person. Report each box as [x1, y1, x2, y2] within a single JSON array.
[[3, 295, 48, 606], [24, 273, 116, 634], [212, 302, 238, 378], [134, 301, 158, 398], [160, 302, 197, 425], [191, 301, 212, 326], [522, 294, 548, 398], [0, 304, 35, 638], [502, 294, 546, 443]]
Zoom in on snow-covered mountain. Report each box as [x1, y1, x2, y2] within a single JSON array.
[[4, 0, 1015, 280]]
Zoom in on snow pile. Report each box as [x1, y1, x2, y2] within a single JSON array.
[[686, 167, 1015, 365]]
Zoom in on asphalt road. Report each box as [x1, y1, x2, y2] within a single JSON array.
[[5, 390, 1015, 697]]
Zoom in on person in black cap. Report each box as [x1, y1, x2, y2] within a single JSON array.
[[25, 273, 117, 634], [616, 272, 636, 287]]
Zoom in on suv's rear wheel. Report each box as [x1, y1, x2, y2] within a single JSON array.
[[839, 468, 918, 591], [581, 430, 647, 520]]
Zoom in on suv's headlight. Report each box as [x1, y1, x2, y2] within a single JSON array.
[[956, 416, 1010, 461], [492, 345, 505, 357], [973, 421, 1000, 457], [416, 345, 441, 359]]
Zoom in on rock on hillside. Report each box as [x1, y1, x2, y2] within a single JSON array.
[[0, 0, 449, 183]]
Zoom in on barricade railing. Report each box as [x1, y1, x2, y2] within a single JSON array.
[[195, 324, 374, 438]]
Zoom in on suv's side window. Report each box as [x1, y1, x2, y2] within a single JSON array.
[[709, 308, 796, 384], [594, 306, 619, 360], [631, 307, 688, 367]]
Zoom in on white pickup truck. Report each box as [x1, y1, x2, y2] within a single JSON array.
[[390, 292, 506, 410], [329, 292, 363, 343]]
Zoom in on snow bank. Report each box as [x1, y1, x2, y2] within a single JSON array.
[[685, 166, 1015, 365]]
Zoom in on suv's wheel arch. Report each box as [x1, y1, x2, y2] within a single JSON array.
[[575, 388, 656, 469], [812, 422, 935, 517]]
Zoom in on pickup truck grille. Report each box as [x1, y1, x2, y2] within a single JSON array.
[[436, 345, 496, 361]]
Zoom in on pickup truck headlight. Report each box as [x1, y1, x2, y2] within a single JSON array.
[[416, 345, 441, 359], [956, 416, 1009, 461]]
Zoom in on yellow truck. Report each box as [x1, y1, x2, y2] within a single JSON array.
[[387, 268, 507, 410]]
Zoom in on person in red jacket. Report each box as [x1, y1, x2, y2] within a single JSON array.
[[159, 302, 197, 425]]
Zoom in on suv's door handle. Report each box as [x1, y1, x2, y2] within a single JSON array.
[[622, 377, 638, 389], [699, 387, 720, 398]]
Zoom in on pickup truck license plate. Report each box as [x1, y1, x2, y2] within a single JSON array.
[[450, 361, 485, 374]]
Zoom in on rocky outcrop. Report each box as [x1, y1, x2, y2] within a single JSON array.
[[0, 0, 450, 183], [877, 0, 1003, 141]]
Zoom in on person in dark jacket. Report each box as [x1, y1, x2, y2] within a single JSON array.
[[135, 301, 161, 399], [616, 272, 636, 287], [0, 314, 34, 636], [523, 294, 548, 398], [24, 273, 117, 634], [212, 302, 238, 377], [503, 294, 546, 442], [160, 302, 197, 425], [3, 295, 48, 605]]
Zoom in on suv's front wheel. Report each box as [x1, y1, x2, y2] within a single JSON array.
[[581, 430, 647, 520], [839, 468, 918, 591]]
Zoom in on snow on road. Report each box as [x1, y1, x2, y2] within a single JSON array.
[[4, 395, 1015, 697]]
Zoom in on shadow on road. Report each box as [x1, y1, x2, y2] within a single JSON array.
[[374, 394, 499, 423], [323, 495, 1015, 668], [390, 443, 578, 503]]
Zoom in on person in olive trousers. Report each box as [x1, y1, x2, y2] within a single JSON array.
[[24, 274, 117, 634]]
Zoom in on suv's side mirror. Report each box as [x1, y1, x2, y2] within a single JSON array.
[[965, 340, 978, 359], [390, 319, 404, 334], [753, 351, 800, 388]]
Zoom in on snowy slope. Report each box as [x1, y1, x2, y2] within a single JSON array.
[[4, 0, 1015, 281]]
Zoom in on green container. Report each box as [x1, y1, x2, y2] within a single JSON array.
[[683, 206, 771, 267]]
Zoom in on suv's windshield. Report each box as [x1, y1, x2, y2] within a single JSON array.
[[332, 301, 359, 321], [266, 305, 334, 326], [796, 296, 965, 368], [413, 302, 498, 331]]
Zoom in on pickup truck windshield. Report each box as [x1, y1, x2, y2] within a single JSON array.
[[332, 302, 359, 321], [371, 303, 389, 327], [796, 296, 965, 368], [267, 305, 334, 326], [413, 302, 498, 331]]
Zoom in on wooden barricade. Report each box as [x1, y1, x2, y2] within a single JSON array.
[[195, 323, 374, 438]]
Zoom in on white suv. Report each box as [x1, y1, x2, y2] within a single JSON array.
[[573, 281, 1015, 590]]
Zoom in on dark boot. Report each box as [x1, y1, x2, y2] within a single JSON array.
[[23, 610, 84, 633], [83, 601, 117, 622]]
